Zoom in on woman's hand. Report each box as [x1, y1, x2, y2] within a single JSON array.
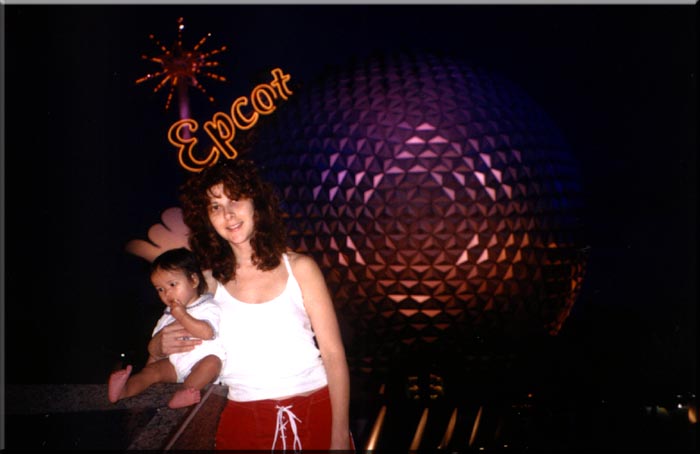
[[159, 321, 202, 356], [330, 432, 352, 451]]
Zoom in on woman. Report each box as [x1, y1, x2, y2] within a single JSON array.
[[148, 159, 352, 450]]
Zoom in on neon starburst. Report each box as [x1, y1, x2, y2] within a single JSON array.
[[136, 17, 228, 113]]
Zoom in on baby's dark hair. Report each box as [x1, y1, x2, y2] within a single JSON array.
[[151, 247, 208, 296]]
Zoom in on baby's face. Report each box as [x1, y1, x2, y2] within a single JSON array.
[[151, 268, 199, 308]]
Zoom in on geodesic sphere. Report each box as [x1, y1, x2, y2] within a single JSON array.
[[255, 53, 586, 373]]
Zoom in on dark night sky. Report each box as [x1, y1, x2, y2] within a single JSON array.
[[3, 4, 697, 392]]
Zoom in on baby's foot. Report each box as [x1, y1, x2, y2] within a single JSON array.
[[168, 387, 201, 409], [108, 365, 133, 403]]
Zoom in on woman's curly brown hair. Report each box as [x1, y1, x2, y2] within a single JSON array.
[[179, 159, 288, 283]]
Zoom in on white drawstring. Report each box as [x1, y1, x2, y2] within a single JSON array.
[[271, 404, 302, 452]]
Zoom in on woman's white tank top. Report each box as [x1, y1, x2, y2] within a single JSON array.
[[214, 253, 328, 401]]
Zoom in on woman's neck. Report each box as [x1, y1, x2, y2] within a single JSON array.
[[231, 243, 256, 271], [231, 241, 253, 259]]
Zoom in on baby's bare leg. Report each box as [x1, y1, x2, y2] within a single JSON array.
[[116, 359, 177, 401], [184, 355, 222, 390], [108, 365, 133, 403], [168, 355, 222, 409]]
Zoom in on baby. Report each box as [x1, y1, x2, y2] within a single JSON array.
[[108, 248, 225, 408]]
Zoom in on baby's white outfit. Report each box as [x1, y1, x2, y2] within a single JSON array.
[[152, 293, 226, 382]]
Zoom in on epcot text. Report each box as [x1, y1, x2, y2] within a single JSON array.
[[167, 68, 293, 172]]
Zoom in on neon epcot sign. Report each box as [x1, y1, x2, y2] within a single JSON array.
[[167, 68, 293, 172]]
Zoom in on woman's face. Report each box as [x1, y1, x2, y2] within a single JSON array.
[[207, 183, 256, 247]]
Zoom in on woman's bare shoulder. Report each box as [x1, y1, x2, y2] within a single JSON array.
[[286, 251, 321, 275]]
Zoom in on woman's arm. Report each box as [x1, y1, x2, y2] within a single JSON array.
[[292, 253, 352, 450], [148, 322, 203, 359]]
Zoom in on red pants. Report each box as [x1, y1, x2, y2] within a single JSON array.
[[215, 386, 334, 451]]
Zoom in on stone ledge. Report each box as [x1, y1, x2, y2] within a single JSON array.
[[4, 383, 228, 450]]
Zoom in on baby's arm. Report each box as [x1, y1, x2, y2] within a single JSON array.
[[169, 305, 215, 340]]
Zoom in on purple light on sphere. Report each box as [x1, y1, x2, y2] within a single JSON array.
[[255, 53, 587, 374]]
